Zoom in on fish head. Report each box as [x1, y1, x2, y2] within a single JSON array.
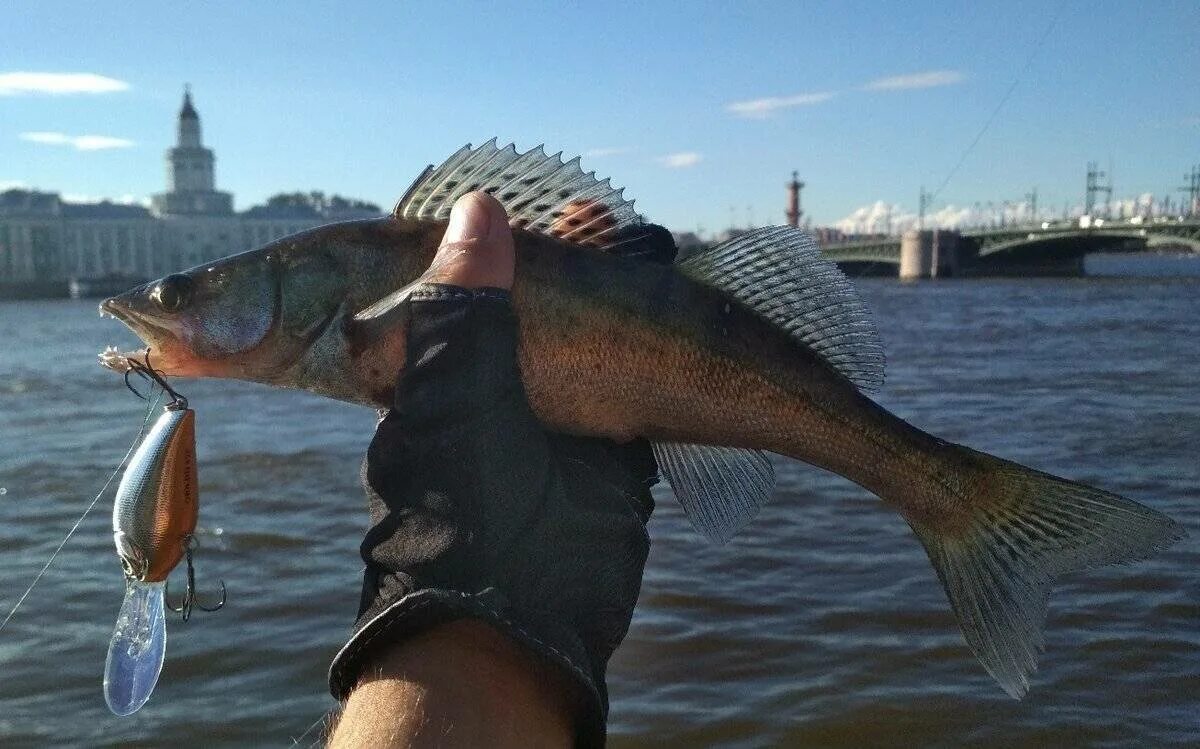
[[101, 232, 347, 382]]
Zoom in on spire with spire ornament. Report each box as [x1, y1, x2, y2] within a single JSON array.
[[180, 84, 197, 117]]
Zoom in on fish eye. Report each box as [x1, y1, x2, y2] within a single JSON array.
[[151, 274, 193, 313]]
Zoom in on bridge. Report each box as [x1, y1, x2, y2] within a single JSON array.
[[820, 219, 1200, 277]]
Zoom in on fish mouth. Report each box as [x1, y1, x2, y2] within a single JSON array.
[[98, 297, 169, 373]]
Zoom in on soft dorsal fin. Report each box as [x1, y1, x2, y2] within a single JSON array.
[[678, 226, 885, 392], [394, 139, 648, 250]]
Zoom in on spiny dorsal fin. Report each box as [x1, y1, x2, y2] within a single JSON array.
[[678, 226, 885, 392], [394, 140, 648, 251]]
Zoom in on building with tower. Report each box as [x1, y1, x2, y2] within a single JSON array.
[[0, 88, 380, 298], [152, 87, 233, 217]]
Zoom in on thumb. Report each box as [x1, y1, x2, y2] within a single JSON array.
[[425, 191, 515, 290]]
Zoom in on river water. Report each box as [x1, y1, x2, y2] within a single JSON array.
[[0, 275, 1196, 747]]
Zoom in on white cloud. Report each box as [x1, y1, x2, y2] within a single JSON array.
[[61, 192, 149, 205], [20, 132, 71, 145], [726, 91, 836, 119], [833, 201, 902, 234], [1098, 193, 1158, 218], [20, 131, 135, 151], [656, 152, 703, 169], [0, 72, 130, 96], [583, 147, 630, 158], [71, 135, 136, 151], [829, 193, 1172, 232], [832, 199, 1040, 234], [863, 70, 966, 91], [0, 180, 28, 191]]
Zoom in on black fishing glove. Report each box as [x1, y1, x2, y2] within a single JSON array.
[[328, 283, 657, 747]]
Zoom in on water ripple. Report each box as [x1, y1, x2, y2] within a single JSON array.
[[0, 281, 1197, 746]]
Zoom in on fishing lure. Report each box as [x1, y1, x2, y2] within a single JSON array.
[[103, 357, 224, 716]]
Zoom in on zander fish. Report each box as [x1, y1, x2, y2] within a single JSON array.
[[98, 140, 1182, 698]]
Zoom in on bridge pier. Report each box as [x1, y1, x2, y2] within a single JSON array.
[[934, 230, 960, 277], [899, 230, 931, 279], [899, 230, 961, 279]]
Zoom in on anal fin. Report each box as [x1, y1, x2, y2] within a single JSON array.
[[652, 442, 775, 543]]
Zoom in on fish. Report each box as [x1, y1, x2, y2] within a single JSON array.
[[98, 139, 1183, 699]]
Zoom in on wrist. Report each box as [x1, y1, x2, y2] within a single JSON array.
[[332, 619, 578, 748]]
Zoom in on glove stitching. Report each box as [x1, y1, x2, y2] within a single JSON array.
[[409, 285, 512, 303], [334, 589, 593, 692], [409, 287, 473, 302]]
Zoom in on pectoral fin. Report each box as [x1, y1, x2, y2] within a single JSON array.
[[349, 270, 451, 349], [353, 284, 420, 325]]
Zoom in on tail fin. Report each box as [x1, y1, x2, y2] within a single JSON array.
[[907, 447, 1184, 698]]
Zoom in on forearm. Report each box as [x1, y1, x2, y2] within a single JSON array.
[[329, 619, 578, 749], [331, 195, 656, 747]]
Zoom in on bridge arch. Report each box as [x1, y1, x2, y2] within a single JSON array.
[[977, 230, 1200, 258], [819, 222, 1200, 276]]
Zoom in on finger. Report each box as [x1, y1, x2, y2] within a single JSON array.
[[548, 198, 616, 245], [425, 192, 515, 290]]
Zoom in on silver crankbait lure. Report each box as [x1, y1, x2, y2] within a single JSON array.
[[104, 357, 224, 716]]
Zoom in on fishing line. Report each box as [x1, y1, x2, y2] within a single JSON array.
[[928, 0, 1067, 203], [0, 388, 164, 635], [290, 710, 331, 747], [844, 0, 1067, 284]]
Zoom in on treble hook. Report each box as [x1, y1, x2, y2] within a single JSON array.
[[165, 535, 226, 622], [123, 350, 188, 410]]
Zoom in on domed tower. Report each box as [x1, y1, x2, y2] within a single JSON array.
[[151, 86, 233, 216]]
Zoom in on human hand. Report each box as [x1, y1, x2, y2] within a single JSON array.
[[419, 191, 515, 290], [328, 192, 658, 747]]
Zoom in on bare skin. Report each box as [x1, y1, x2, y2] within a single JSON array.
[[328, 193, 578, 748], [330, 620, 578, 749]]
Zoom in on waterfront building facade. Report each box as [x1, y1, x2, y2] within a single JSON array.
[[0, 190, 65, 294], [0, 89, 380, 298]]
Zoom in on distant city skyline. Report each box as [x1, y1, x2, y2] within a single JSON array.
[[0, 94, 379, 295], [3, 2, 1197, 235]]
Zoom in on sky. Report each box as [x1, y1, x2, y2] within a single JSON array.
[[3, 1, 1198, 236]]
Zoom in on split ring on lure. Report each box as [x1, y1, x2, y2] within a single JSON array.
[[104, 356, 224, 716]]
